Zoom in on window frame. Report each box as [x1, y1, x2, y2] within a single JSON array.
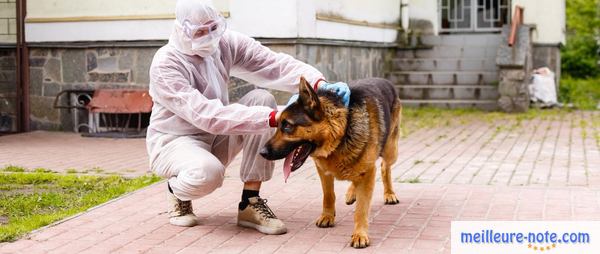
[[439, 0, 511, 33]]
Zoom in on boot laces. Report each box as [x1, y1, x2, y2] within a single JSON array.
[[177, 200, 193, 215], [253, 198, 277, 219]]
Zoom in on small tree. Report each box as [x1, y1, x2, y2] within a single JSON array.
[[561, 0, 600, 78]]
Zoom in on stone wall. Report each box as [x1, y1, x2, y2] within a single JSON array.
[[27, 47, 158, 130], [26, 40, 394, 131], [532, 44, 561, 87], [0, 48, 16, 132], [231, 40, 393, 104], [496, 25, 533, 112]]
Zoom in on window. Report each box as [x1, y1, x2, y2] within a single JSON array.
[[440, 0, 510, 32]]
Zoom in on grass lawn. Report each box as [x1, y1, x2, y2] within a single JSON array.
[[0, 166, 161, 242], [559, 78, 600, 110], [401, 107, 573, 136], [401, 107, 599, 146]]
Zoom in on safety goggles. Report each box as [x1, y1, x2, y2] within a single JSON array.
[[179, 16, 227, 44]]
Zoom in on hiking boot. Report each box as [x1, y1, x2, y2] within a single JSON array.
[[237, 197, 287, 235], [167, 191, 198, 227]]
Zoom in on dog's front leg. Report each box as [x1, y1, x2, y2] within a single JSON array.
[[350, 170, 375, 248], [315, 167, 335, 227]]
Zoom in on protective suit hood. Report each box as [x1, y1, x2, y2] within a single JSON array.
[[169, 0, 224, 57]]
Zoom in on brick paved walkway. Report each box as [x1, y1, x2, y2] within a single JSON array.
[[0, 131, 150, 177], [0, 110, 599, 253]]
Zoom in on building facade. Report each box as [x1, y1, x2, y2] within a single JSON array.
[[0, 0, 565, 132]]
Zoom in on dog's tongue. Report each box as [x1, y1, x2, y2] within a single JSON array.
[[283, 151, 294, 183]]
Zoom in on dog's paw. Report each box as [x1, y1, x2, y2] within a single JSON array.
[[350, 231, 370, 248], [384, 193, 399, 205], [345, 195, 356, 205], [315, 214, 335, 228]]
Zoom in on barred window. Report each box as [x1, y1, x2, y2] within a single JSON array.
[[440, 0, 510, 32]]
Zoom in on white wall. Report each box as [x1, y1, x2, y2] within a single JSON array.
[[26, 0, 178, 42], [309, 0, 400, 42], [513, 0, 566, 45], [27, 0, 176, 18], [227, 0, 298, 38], [401, 0, 565, 45], [26, 20, 175, 42], [25, 0, 400, 43], [315, 0, 400, 24], [408, 0, 439, 35]]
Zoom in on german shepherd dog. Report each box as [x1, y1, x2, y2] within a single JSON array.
[[260, 77, 401, 248]]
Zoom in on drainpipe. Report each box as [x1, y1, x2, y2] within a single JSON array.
[[397, 0, 410, 46], [16, 0, 29, 132], [400, 0, 409, 31]]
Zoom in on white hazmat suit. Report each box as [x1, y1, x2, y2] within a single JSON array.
[[146, 0, 324, 201]]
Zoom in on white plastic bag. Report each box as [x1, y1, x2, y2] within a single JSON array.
[[528, 67, 558, 105]]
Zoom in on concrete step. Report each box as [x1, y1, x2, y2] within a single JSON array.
[[397, 85, 499, 100], [420, 34, 502, 47], [397, 46, 499, 59], [396, 34, 502, 60], [388, 71, 499, 85], [400, 99, 498, 111], [392, 58, 498, 72]]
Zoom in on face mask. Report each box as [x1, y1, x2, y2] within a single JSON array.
[[191, 36, 221, 57]]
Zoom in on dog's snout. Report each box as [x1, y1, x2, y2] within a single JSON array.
[[259, 146, 271, 158], [260, 142, 291, 160]]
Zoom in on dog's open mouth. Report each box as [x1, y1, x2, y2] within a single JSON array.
[[282, 143, 316, 182]]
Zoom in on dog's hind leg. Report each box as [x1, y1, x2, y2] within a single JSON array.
[[315, 166, 336, 228], [381, 101, 401, 205], [345, 183, 356, 205]]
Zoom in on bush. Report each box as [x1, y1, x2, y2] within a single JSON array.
[[561, 36, 599, 79], [561, 0, 600, 78], [559, 78, 600, 109]]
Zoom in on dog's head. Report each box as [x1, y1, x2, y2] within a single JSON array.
[[260, 77, 348, 173]]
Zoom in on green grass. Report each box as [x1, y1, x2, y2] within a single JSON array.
[[400, 107, 577, 138], [0, 167, 161, 242], [559, 78, 600, 110], [33, 168, 55, 173], [399, 177, 421, 184], [92, 168, 105, 174], [65, 168, 78, 174], [2, 166, 25, 173], [400, 107, 477, 137], [593, 112, 600, 146]]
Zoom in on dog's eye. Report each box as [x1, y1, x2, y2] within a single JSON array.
[[281, 120, 295, 134]]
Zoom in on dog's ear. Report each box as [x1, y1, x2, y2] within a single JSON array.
[[298, 76, 322, 120]]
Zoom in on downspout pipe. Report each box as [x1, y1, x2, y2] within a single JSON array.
[[397, 0, 410, 46], [400, 0, 409, 31], [16, 0, 29, 132]]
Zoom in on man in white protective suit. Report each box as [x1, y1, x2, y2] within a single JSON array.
[[147, 0, 351, 234]]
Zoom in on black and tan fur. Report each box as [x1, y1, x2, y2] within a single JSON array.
[[261, 77, 402, 248]]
